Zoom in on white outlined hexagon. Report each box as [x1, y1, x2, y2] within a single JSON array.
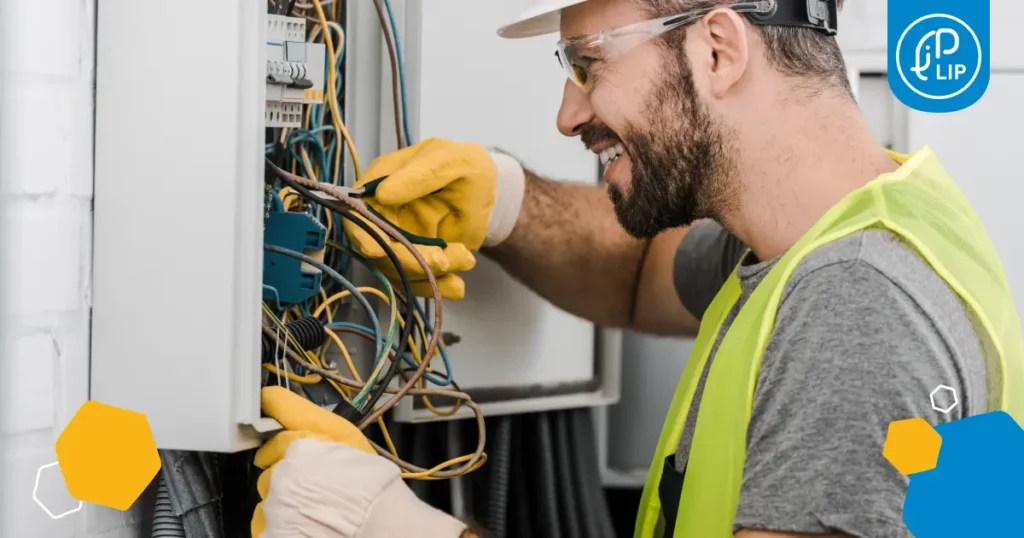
[[930, 384, 959, 414], [33, 462, 83, 520]]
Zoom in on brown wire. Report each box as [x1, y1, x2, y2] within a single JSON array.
[[372, 0, 405, 149], [326, 324, 461, 413], [266, 162, 445, 426], [261, 323, 486, 477]]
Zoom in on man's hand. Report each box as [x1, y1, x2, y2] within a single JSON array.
[[251, 387, 467, 538], [343, 138, 525, 300]]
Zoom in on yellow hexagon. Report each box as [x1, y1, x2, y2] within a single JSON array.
[[55, 401, 161, 511], [883, 417, 942, 475]]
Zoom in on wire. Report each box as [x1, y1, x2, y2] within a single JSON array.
[[261, 324, 486, 479], [309, 0, 361, 181], [262, 3, 482, 480], [266, 161, 419, 418], [382, 0, 413, 146], [261, 307, 402, 461], [372, 0, 405, 149], [263, 244, 392, 408], [325, 238, 455, 388]]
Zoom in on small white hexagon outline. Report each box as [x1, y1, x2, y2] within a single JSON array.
[[930, 384, 959, 414], [32, 462, 83, 520]]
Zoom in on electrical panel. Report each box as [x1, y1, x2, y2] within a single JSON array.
[[91, 0, 621, 454]]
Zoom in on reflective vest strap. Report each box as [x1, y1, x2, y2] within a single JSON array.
[[633, 276, 742, 538]]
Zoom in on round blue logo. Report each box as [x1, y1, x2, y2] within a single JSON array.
[[895, 14, 983, 101]]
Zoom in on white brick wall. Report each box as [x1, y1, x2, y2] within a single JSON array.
[[0, 0, 147, 536]]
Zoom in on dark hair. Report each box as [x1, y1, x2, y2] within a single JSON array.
[[641, 0, 852, 96]]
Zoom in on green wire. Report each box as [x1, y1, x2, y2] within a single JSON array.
[[327, 239, 400, 408]]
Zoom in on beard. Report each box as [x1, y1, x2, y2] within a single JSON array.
[[582, 52, 736, 239]]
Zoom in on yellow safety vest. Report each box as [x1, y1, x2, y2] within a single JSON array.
[[634, 146, 1024, 538]]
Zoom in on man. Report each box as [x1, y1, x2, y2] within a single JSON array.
[[252, 0, 1024, 537]]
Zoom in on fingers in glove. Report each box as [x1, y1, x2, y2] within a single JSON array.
[[409, 274, 466, 301], [259, 387, 375, 457], [373, 142, 493, 206], [344, 216, 454, 278], [442, 242, 476, 273], [342, 216, 388, 259], [251, 501, 266, 538]]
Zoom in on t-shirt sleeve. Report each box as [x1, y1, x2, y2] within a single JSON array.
[[733, 259, 974, 538], [672, 220, 747, 320]]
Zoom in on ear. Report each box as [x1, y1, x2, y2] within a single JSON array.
[[695, 9, 750, 98]]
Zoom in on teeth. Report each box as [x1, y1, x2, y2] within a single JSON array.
[[599, 143, 626, 166]]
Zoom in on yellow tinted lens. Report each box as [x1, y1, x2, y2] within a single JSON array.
[[572, 64, 589, 87], [557, 46, 589, 89]]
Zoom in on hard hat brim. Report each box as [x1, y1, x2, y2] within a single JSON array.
[[496, 0, 588, 39]]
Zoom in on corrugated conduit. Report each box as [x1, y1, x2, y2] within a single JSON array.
[[152, 474, 186, 538]]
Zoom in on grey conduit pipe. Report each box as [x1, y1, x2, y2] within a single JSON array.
[[152, 475, 186, 538], [485, 416, 512, 538]]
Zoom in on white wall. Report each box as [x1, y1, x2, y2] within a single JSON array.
[[0, 0, 146, 536]]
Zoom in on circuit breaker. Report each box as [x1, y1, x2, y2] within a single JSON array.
[[265, 15, 326, 128]]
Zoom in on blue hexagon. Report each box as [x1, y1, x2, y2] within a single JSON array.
[[903, 411, 1024, 537]]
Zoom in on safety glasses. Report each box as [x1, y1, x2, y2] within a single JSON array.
[[555, 0, 776, 90]]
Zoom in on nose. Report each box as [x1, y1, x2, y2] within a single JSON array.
[[556, 79, 593, 137]]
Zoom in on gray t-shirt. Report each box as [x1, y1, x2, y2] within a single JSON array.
[[670, 220, 990, 537]]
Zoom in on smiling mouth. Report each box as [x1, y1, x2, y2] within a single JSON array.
[[598, 142, 626, 166]]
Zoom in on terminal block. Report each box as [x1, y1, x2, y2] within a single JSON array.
[[262, 206, 327, 306]]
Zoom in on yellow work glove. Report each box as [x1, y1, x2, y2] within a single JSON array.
[[251, 387, 466, 538], [343, 138, 526, 300]]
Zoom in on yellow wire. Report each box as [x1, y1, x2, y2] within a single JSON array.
[[305, 21, 349, 185], [262, 304, 400, 458], [317, 288, 335, 323], [315, 286, 398, 341], [403, 453, 489, 480], [262, 363, 322, 384], [322, 328, 362, 385], [263, 305, 475, 476], [309, 0, 361, 183], [313, 284, 457, 417]]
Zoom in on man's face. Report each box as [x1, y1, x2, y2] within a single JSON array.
[[558, 0, 737, 239]]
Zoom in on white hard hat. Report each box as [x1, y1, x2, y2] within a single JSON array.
[[497, 0, 589, 39]]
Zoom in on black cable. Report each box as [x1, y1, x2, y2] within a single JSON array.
[[552, 412, 581, 538], [261, 316, 326, 364], [486, 416, 513, 538], [268, 166, 416, 421], [571, 409, 616, 538], [333, 210, 415, 414], [536, 414, 562, 538]]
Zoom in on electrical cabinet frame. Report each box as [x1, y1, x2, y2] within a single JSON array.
[[93, 1, 273, 452]]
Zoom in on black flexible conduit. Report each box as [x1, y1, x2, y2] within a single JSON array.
[[485, 416, 513, 538], [571, 409, 616, 538], [261, 316, 326, 364], [152, 475, 185, 538], [553, 412, 581, 538], [536, 414, 562, 538]]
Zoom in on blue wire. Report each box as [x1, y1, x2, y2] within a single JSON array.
[[264, 245, 384, 360], [383, 0, 413, 146], [325, 321, 453, 386]]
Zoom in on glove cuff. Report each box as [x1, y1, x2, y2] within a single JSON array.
[[484, 151, 526, 248], [359, 476, 468, 538]]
